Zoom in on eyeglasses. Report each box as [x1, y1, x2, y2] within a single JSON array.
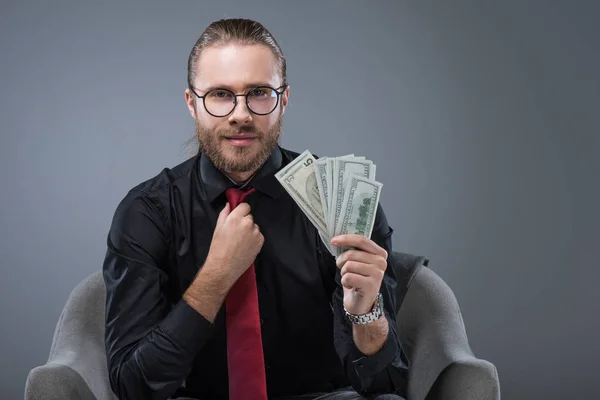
[[189, 85, 288, 117]]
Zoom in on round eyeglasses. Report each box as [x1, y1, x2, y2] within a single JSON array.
[[189, 85, 288, 117]]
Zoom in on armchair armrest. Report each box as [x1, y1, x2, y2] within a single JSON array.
[[426, 358, 500, 400], [25, 363, 97, 400], [397, 266, 500, 400]]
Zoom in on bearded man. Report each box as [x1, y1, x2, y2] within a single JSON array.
[[103, 18, 408, 400]]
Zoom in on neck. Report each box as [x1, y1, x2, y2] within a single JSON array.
[[225, 169, 259, 185]]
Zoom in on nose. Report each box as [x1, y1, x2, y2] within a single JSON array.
[[228, 97, 252, 124]]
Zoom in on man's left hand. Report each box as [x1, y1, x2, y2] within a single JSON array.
[[331, 234, 388, 316]]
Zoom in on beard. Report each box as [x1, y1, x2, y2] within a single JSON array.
[[195, 110, 283, 174]]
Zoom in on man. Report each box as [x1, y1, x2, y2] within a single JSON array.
[[103, 18, 408, 400]]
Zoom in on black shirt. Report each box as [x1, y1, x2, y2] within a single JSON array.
[[102, 146, 408, 400]]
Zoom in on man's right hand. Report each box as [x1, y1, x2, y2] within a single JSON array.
[[183, 202, 264, 322], [205, 202, 265, 285]]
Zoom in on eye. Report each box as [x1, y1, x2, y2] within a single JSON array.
[[249, 88, 271, 97], [209, 90, 233, 99]]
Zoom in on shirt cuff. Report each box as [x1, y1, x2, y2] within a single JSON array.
[[158, 298, 216, 355], [351, 315, 400, 379]]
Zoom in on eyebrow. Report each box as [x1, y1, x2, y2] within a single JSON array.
[[200, 82, 280, 92]]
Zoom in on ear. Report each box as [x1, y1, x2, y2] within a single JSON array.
[[281, 85, 290, 114], [185, 88, 198, 119]]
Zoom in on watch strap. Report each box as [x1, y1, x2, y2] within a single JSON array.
[[344, 293, 384, 324]]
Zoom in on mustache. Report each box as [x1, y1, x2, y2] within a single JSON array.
[[218, 126, 260, 137]]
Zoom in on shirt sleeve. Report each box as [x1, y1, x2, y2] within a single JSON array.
[[329, 203, 409, 395], [103, 190, 215, 400]]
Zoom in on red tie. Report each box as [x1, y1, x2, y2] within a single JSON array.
[[224, 187, 268, 400]]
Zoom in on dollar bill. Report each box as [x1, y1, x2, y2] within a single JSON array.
[[329, 158, 376, 237], [318, 230, 338, 258], [315, 158, 329, 220], [334, 174, 383, 255], [275, 150, 328, 236], [326, 158, 335, 231]]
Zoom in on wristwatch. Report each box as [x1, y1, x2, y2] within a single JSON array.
[[344, 293, 384, 324]]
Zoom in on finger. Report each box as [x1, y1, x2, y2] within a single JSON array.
[[244, 213, 254, 224], [340, 272, 371, 292], [252, 222, 262, 238], [229, 202, 252, 218], [340, 261, 375, 278], [331, 234, 387, 258], [258, 231, 265, 245], [216, 203, 230, 227], [332, 234, 386, 257], [335, 249, 383, 269]]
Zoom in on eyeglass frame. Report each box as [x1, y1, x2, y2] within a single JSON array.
[[188, 84, 288, 117]]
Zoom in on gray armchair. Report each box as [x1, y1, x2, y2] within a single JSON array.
[[24, 252, 500, 400]]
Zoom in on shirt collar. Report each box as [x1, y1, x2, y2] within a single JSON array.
[[199, 146, 285, 203]]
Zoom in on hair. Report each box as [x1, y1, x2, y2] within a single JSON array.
[[187, 18, 287, 89]]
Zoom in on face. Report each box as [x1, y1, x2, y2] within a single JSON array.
[[185, 44, 290, 176]]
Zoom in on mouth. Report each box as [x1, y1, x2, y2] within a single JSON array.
[[223, 134, 258, 147]]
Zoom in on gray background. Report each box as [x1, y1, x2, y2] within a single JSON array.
[[1, 1, 598, 399]]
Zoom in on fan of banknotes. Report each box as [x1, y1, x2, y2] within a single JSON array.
[[275, 150, 382, 256]]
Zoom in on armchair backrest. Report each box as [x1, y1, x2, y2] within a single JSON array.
[[394, 253, 478, 400], [48, 271, 115, 400]]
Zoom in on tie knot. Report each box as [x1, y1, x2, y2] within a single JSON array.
[[225, 187, 256, 208]]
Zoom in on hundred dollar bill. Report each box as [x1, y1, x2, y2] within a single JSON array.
[[325, 154, 353, 224], [329, 154, 355, 205], [334, 174, 383, 255], [318, 230, 338, 256], [315, 158, 329, 222], [326, 158, 335, 228], [329, 158, 376, 237], [275, 150, 329, 236]]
